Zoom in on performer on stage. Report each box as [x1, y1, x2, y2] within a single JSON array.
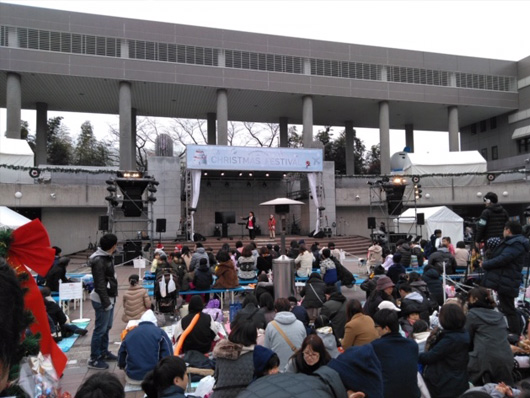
[[268, 214, 277, 239], [241, 211, 257, 240]]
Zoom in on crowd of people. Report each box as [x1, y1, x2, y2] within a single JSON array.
[[2, 191, 530, 398]]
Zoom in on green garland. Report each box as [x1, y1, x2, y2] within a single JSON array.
[[0, 229, 13, 258], [0, 164, 116, 175]]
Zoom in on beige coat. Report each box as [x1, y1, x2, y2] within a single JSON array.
[[341, 312, 379, 349], [122, 285, 151, 322]]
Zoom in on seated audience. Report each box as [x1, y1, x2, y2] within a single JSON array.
[[386, 252, 406, 284], [173, 295, 218, 354], [75, 372, 125, 398], [313, 315, 340, 358], [320, 286, 347, 341], [213, 250, 238, 289], [256, 246, 273, 274], [238, 245, 257, 281], [253, 345, 280, 379], [142, 356, 188, 398], [211, 321, 257, 398], [342, 298, 378, 349], [118, 310, 172, 384], [371, 309, 421, 398], [285, 334, 332, 374], [233, 294, 266, 330], [300, 272, 326, 322], [399, 283, 430, 324], [254, 273, 274, 301], [295, 245, 315, 277], [363, 276, 396, 317], [122, 274, 151, 322], [41, 286, 88, 339], [264, 298, 307, 371], [258, 292, 275, 325], [239, 344, 383, 398], [465, 287, 514, 386], [193, 258, 213, 290], [419, 303, 470, 398]]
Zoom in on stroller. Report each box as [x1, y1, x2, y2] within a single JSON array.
[[154, 268, 180, 316]]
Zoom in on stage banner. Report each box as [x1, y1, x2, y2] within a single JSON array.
[[186, 145, 323, 172]]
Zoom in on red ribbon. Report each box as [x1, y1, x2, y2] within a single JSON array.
[[8, 219, 67, 377]]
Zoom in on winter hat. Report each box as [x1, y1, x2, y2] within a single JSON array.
[[189, 295, 205, 313], [484, 192, 498, 204], [253, 345, 276, 375], [140, 309, 158, 326], [327, 345, 384, 398], [377, 300, 401, 312], [376, 276, 394, 291]]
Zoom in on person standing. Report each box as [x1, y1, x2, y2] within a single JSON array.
[[88, 233, 119, 370], [241, 211, 257, 240], [475, 191, 510, 254], [268, 214, 276, 239], [481, 221, 529, 335]]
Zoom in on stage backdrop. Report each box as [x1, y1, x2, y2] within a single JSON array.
[[186, 145, 323, 172]]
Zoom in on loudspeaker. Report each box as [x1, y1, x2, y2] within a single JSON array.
[[156, 218, 167, 233], [389, 233, 408, 244], [313, 230, 325, 239], [193, 233, 206, 242], [98, 215, 109, 231], [367, 217, 376, 229], [417, 213, 425, 225]]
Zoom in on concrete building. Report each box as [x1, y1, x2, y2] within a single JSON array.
[[0, 4, 528, 253]]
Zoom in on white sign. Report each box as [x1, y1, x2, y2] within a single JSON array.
[[59, 282, 83, 300], [186, 145, 323, 172], [133, 258, 146, 269]]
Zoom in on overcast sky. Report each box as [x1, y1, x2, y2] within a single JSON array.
[[2, 0, 529, 154]]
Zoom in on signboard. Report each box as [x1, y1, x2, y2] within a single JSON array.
[[133, 258, 146, 269], [59, 281, 83, 300], [186, 145, 323, 172]]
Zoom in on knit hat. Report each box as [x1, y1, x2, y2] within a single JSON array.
[[378, 300, 401, 312], [376, 276, 394, 291], [484, 192, 498, 204], [327, 345, 383, 398], [253, 345, 276, 375]]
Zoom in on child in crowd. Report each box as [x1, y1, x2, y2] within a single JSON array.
[[252, 346, 280, 380], [142, 356, 188, 398]]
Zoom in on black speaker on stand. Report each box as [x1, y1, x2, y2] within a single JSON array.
[[367, 217, 376, 229], [417, 213, 425, 225], [98, 215, 109, 231], [156, 218, 166, 246]]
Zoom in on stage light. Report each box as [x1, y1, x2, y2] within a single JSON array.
[[117, 170, 144, 178], [265, 173, 270, 177], [221, 172, 225, 176], [414, 184, 422, 200], [249, 173, 253, 177]]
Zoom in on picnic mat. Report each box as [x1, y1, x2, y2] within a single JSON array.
[[57, 321, 89, 352]]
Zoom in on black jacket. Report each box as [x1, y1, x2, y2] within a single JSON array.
[[46, 262, 69, 292], [180, 312, 216, 354], [419, 329, 470, 398], [320, 292, 347, 339], [300, 276, 326, 309], [482, 234, 530, 297], [233, 303, 266, 330], [256, 255, 273, 274], [475, 204, 510, 244], [428, 249, 457, 275], [421, 265, 444, 306], [89, 248, 118, 308], [398, 243, 412, 267], [193, 262, 213, 290]]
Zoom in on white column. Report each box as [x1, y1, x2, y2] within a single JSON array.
[[217, 89, 228, 145], [119, 81, 133, 170], [379, 101, 391, 174], [302, 96, 313, 148], [6, 73, 21, 139], [448, 106, 459, 152]]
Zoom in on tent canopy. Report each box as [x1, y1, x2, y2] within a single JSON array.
[[0, 136, 34, 167], [390, 151, 487, 187], [0, 206, 31, 229], [396, 206, 464, 243]]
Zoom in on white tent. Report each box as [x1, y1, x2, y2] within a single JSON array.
[[395, 206, 464, 243], [0, 206, 31, 230], [390, 151, 487, 187]]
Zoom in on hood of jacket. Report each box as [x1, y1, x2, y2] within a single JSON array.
[[468, 307, 506, 325], [274, 311, 298, 325], [198, 261, 209, 271], [505, 234, 530, 251], [213, 338, 254, 360], [205, 298, 220, 309], [89, 247, 112, 259], [195, 247, 206, 255], [405, 291, 424, 303], [400, 243, 411, 251], [329, 291, 347, 303], [490, 203, 507, 214], [140, 309, 158, 325]]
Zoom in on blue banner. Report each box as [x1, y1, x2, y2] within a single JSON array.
[[186, 145, 323, 172]]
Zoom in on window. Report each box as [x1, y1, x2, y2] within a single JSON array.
[[481, 148, 488, 160], [470, 124, 477, 135], [480, 120, 487, 132], [519, 138, 530, 154], [490, 117, 497, 130], [491, 146, 498, 160]]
